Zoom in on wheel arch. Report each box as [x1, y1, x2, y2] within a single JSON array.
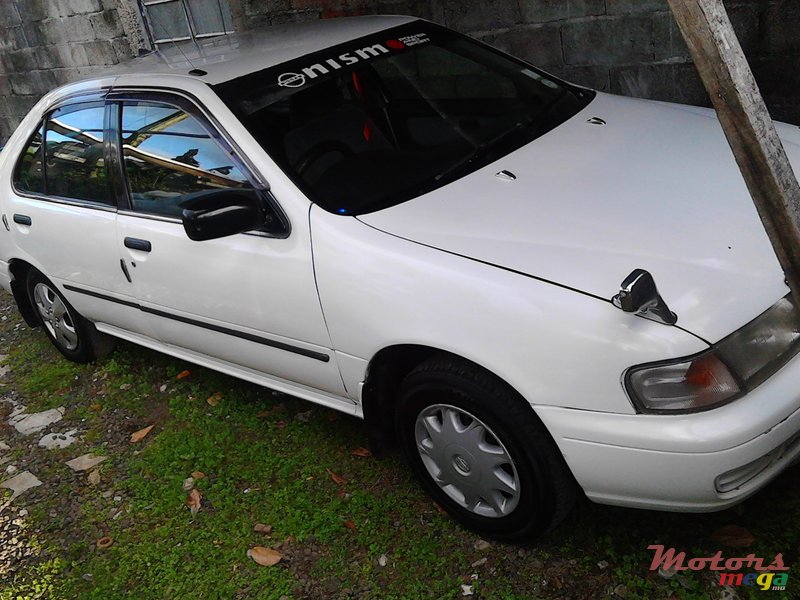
[[8, 258, 40, 327], [361, 344, 540, 457]]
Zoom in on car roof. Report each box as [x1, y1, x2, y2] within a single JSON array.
[[104, 15, 418, 86]]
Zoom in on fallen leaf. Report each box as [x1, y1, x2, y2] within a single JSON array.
[[191, 470, 206, 480], [87, 469, 101, 486], [186, 488, 202, 515], [182, 477, 195, 492], [159, 384, 167, 393], [433, 502, 448, 516], [351, 447, 371, 458], [253, 523, 272, 535], [206, 392, 223, 406], [337, 489, 347, 499], [96, 536, 113, 549], [461, 584, 473, 596], [176, 370, 191, 380], [327, 468, 346, 485], [130, 425, 154, 443], [378, 554, 388, 567], [247, 546, 281, 566], [256, 411, 270, 418], [89, 403, 102, 412], [712, 524, 756, 547], [275, 421, 287, 429], [343, 520, 356, 530]]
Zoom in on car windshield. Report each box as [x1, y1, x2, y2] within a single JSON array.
[[215, 22, 594, 215]]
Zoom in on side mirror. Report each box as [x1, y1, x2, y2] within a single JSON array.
[[181, 189, 266, 241], [612, 269, 677, 325]]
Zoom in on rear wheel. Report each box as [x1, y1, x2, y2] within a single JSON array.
[[396, 356, 578, 542], [26, 270, 115, 363]]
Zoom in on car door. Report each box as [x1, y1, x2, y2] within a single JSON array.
[[109, 91, 346, 397], [6, 96, 141, 332]]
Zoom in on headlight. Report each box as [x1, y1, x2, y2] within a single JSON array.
[[626, 294, 800, 413]]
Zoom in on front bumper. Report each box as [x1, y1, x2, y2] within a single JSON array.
[[535, 350, 800, 512]]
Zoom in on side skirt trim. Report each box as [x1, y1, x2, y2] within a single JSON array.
[[63, 284, 330, 363]]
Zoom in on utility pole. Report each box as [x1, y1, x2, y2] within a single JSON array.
[[667, 0, 800, 303]]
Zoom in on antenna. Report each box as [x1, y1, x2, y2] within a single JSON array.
[[143, 3, 200, 73]]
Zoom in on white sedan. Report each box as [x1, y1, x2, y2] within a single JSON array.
[[0, 16, 798, 541]]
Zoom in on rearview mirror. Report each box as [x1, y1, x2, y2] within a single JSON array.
[[181, 189, 266, 241]]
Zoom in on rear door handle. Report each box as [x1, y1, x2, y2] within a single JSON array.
[[13, 214, 32, 226], [124, 237, 152, 252]]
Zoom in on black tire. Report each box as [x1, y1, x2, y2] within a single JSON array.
[[396, 355, 578, 542], [26, 270, 115, 363]]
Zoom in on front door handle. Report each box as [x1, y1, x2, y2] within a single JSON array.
[[13, 214, 32, 226], [124, 237, 152, 252]]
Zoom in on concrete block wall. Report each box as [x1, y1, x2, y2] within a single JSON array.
[[2, 0, 800, 144], [235, 0, 800, 125], [0, 0, 143, 143]]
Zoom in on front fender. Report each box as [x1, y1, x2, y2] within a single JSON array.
[[310, 206, 708, 415]]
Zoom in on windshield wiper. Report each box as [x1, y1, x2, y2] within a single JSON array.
[[433, 126, 526, 184], [432, 90, 570, 184]]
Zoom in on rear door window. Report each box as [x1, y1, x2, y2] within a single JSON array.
[[44, 102, 113, 206], [13, 123, 45, 195]]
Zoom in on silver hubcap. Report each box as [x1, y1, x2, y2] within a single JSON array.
[[415, 404, 520, 518], [33, 283, 78, 351]]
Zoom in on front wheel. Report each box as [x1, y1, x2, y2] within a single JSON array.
[[26, 270, 115, 363], [396, 356, 578, 542]]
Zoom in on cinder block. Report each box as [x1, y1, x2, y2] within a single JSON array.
[[480, 24, 563, 67], [520, 0, 605, 24], [7, 94, 39, 119], [64, 0, 104, 16], [62, 15, 98, 41], [82, 39, 117, 65], [443, 0, 521, 32], [606, 0, 668, 15], [111, 37, 133, 62], [363, 0, 444, 23], [0, 26, 27, 50], [8, 48, 38, 72], [563, 15, 654, 66], [544, 64, 611, 91], [22, 21, 47, 47], [726, 4, 759, 55], [609, 62, 707, 105], [9, 70, 57, 95], [751, 56, 800, 124], [35, 45, 64, 69], [0, 2, 22, 27], [243, 0, 292, 16], [90, 10, 124, 38], [762, 0, 800, 55]]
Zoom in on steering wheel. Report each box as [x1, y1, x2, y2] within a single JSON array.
[[295, 140, 354, 176]]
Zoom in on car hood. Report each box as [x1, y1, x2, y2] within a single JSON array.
[[359, 92, 796, 343]]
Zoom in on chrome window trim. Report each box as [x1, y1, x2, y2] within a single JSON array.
[[108, 86, 291, 238], [10, 92, 118, 211], [11, 190, 118, 213]]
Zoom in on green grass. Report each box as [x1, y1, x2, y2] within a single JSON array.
[[0, 293, 798, 599]]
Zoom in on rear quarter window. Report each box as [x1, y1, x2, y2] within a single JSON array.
[[13, 123, 45, 195]]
